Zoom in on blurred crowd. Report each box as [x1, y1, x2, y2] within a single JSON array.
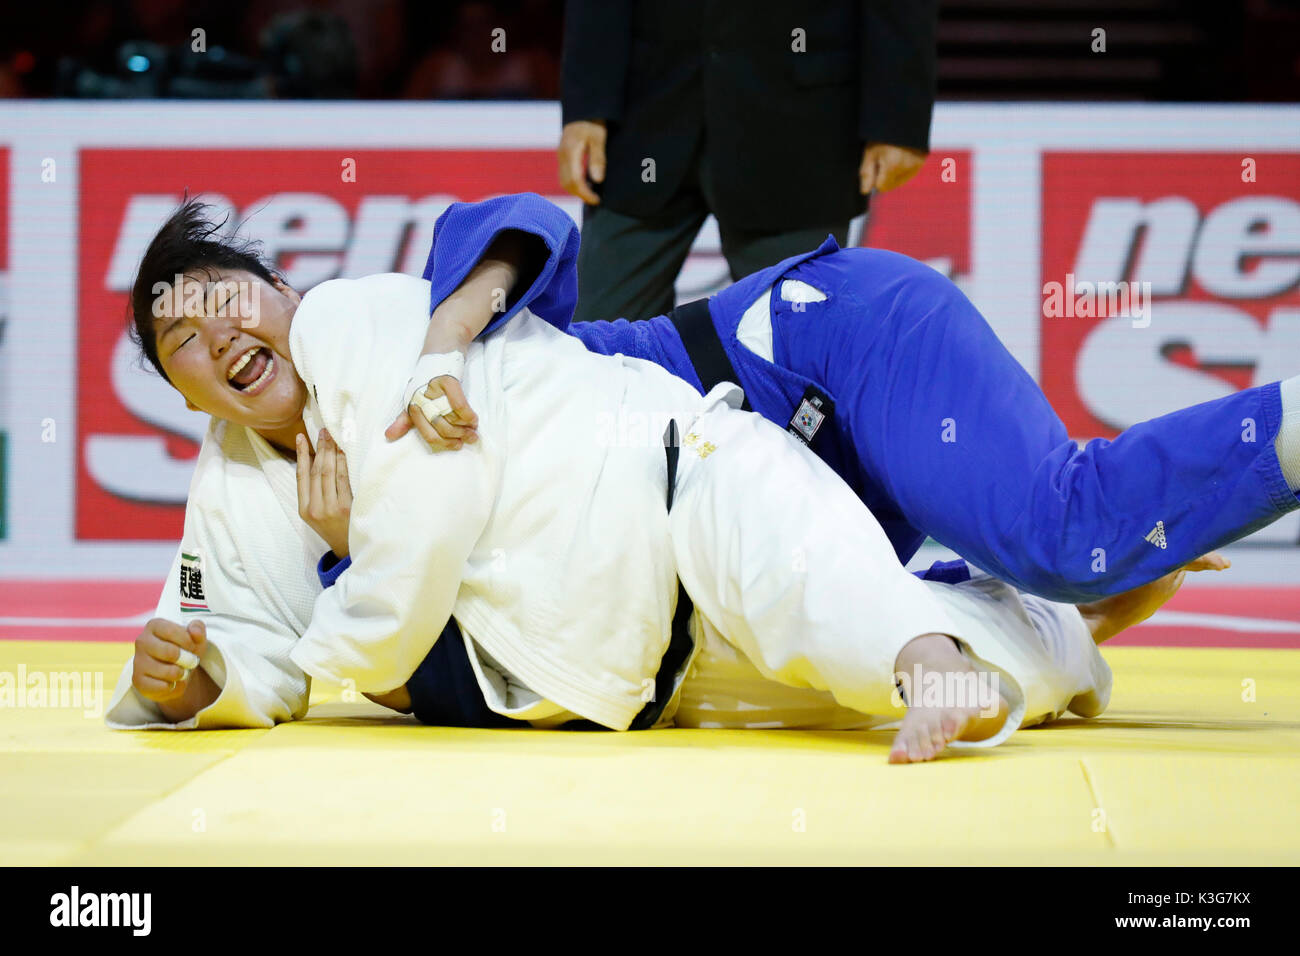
[[1, 0, 1297, 102], [0, 0, 563, 99]]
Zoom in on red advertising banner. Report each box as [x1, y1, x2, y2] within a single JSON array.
[[74, 145, 973, 541], [864, 150, 971, 284], [76, 147, 557, 540], [1040, 151, 1300, 438]]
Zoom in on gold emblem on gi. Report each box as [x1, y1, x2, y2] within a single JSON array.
[[684, 432, 717, 459]]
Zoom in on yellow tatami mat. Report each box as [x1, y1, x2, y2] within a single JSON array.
[[2, 639, 1297, 865]]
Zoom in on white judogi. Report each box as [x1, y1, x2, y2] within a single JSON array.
[[106, 272, 1112, 746], [107, 273, 705, 730], [103, 420, 323, 730], [673, 572, 1111, 738], [288, 277, 707, 729]]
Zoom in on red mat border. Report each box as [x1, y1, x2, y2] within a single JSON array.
[[2, 581, 1298, 648]]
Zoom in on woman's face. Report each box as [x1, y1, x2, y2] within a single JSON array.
[[154, 269, 308, 434]]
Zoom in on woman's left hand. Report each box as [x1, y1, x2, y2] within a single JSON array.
[[296, 428, 353, 558]]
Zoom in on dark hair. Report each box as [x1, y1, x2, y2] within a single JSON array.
[[128, 198, 278, 381]]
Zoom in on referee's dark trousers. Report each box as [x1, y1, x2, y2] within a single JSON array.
[[561, 0, 938, 323]]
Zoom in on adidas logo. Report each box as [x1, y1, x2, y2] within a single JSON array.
[[1145, 520, 1167, 549]]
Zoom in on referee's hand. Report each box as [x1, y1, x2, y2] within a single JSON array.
[[860, 142, 927, 194], [558, 120, 606, 205]]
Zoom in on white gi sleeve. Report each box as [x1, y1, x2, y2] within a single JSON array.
[[289, 431, 497, 693], [286, 279, 500, 694], [105, 542, 310, 731]]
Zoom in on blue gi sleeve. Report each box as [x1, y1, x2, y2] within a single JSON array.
[[317, 552, 351, 589], [423, 193, 581, 336]]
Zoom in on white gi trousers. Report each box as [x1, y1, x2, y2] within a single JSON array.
[[665, 388, 1113, 748]]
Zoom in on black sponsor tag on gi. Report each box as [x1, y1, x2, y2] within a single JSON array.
[[787, 386, 834, 447]]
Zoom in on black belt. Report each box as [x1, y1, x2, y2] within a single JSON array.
[[667, 297, 751, 411], [626, 419, 697, 731], [626, 580, 694, 730], [668, 295, 835, 450]]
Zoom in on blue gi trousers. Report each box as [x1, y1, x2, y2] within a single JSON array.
[[573, 242, 1298, 604]]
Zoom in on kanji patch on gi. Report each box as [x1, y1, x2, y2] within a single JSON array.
[[179, 550, 209, 612]]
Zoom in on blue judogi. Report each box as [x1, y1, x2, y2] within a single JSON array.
[[422, 192, 1298, 605]]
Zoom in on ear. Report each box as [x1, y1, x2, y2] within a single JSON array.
[[271, 274, 301, 305]]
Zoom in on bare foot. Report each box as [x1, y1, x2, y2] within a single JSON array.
[[364, 684, 413, 714], [888, 633, 1010, 764], [1076, 551, 1229, 645]]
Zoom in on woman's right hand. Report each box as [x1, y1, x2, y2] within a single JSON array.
[[384, 375, 479, 450], [131, 617, 207, 704]]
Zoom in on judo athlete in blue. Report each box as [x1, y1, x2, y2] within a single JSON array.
[[341, 192, 1277, 733], [412, 193, 1298, 605]]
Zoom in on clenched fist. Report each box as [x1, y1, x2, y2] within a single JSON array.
[[131, 616, 219, 722]]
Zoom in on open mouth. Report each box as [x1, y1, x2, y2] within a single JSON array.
[[227, 346, 276, 395]]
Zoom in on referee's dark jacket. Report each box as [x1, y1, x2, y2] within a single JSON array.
[[561, 0, 938, 232]]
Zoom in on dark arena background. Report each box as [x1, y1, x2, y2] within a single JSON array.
[[0, 0, 1298, 904]]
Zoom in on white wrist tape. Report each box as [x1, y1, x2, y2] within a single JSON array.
[[411, 391, 454, 423], [405, 351, 466, 406]]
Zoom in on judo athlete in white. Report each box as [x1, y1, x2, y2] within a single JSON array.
[[107, 202, 1216, 762]]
